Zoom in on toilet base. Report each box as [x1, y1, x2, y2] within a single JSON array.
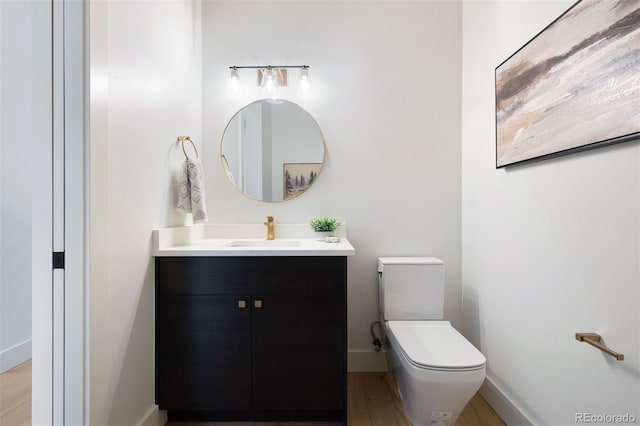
[[385, 327, 485, 426]]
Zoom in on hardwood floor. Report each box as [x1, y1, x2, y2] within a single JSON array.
[[0, 359, 31, 426], [0, 366, 504, 426], [168, 373, 505, 426], [347, 372, 504, 426]]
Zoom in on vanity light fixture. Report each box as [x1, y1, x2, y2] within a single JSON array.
[[228, 65, 310, 96]]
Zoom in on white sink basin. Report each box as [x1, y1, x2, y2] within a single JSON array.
[[224, 240, 301, 248]]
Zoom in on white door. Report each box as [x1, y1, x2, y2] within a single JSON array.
[[30, 0, 87, 424]]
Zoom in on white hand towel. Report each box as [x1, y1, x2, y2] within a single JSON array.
[[176, 158, 208, 223], [176, 162, 192, 213]]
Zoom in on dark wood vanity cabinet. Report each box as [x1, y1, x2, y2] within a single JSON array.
[[155, 256, 347, 422], [156, 294, 252, 410]]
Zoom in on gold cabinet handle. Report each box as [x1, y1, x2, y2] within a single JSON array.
[[238, 299, 247, 309], [254, 299, 263, 309]]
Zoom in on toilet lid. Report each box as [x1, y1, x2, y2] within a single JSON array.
[[387, 321, 486, 370]]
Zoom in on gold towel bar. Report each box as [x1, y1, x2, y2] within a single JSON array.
[[575, 333, 624, 361], [177, 136, 199, 159]]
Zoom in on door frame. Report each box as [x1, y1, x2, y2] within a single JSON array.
[[62, 0, 90, 424]]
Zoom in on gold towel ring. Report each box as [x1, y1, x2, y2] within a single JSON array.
[[177, 136, 199, 159]]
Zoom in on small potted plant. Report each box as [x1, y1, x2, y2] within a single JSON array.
[[309, 216, 341, 238]]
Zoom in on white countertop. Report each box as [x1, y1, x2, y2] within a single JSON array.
[[152, 224, 356, 257]]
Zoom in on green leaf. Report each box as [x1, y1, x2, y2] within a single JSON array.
[[309, 216, 342, 232]]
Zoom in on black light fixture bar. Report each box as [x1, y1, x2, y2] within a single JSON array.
[[229, 65, 309, 70]]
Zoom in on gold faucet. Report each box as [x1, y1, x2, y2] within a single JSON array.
[[264, 216, 275, 240]]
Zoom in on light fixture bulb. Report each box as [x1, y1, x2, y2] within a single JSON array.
[[266, 80, 278, 96], [229, 67, 240, 92], [299, 67, 310, 94], [230, 67, 239, 81], [262, 68, 278, 96], [262, 68, 274, 84]]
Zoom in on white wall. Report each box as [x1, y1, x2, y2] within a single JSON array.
[[462, 1, 640, 424], [90, 0, 202, 424], [202, 0, 463, 369], [0, 0, 33, 373]]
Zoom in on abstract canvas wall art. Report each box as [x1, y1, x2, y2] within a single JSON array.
[[496, 0, 639, 168]]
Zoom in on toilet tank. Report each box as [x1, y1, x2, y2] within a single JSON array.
[[378, 257, 445, 320]]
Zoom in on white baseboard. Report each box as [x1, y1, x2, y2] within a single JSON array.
[[0, 339, 32, 373], [480, 376, 533, 426], [138, 405, 167, 426], [348, 349, 388, 372]]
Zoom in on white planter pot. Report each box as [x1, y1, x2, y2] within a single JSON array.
[[314, 230, 334, 239]]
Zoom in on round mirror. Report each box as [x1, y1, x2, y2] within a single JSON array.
[[220, 100, 325, 202]]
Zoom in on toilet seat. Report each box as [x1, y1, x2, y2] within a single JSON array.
[[386, 321, 486, 372]]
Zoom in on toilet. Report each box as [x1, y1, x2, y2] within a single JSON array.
[[378, 257, 486, 426]]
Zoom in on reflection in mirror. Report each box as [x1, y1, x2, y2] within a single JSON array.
[[221, 100, 325, 202]]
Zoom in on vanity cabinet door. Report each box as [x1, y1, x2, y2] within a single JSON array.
[[251, 293, 345, 411], [156, 294, 251, 410]]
